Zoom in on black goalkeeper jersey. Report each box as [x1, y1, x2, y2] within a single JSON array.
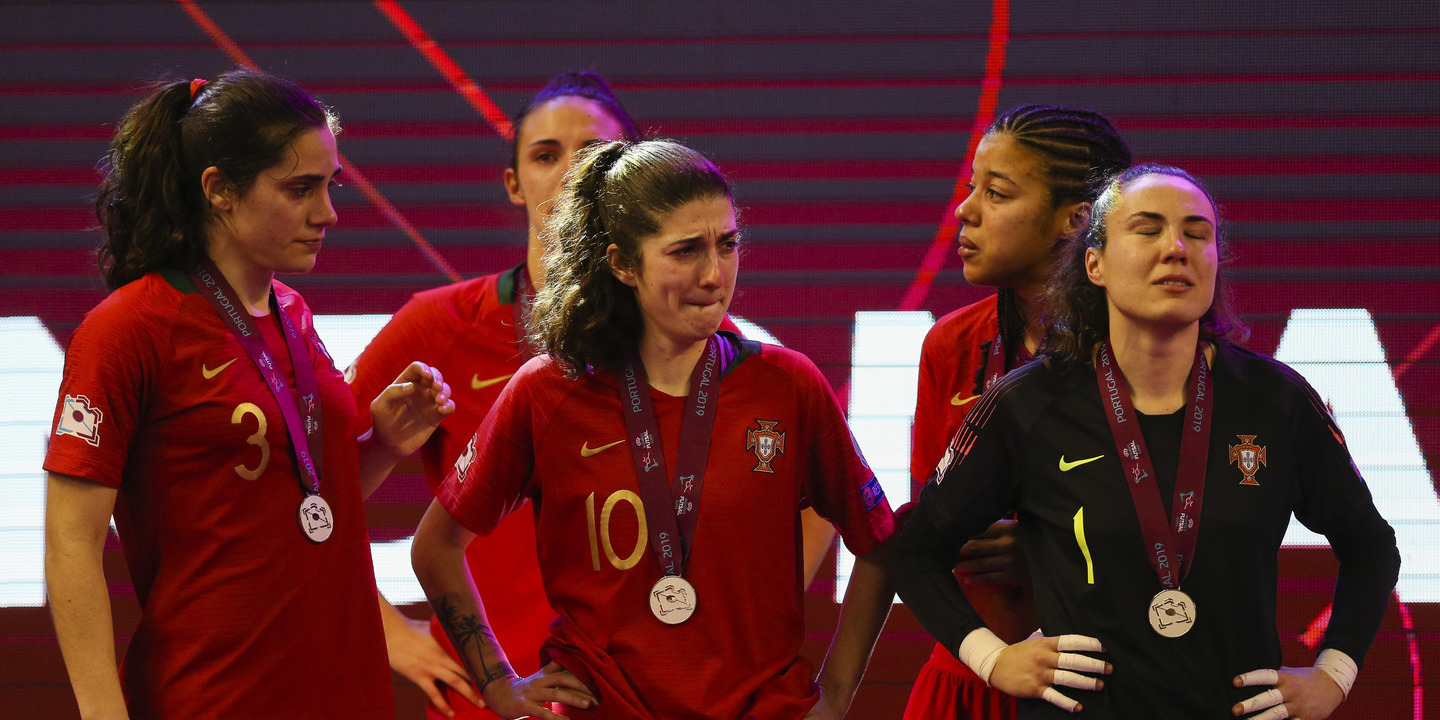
[[894, 343, 1400, 719]]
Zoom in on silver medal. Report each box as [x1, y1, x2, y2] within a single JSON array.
[[297, 494, 334, 543], [1149, 588, 1196, 638], [649, 576, 697, 625]]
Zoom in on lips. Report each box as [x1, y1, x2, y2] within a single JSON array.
[[1153, 274, 1194, 288], [957, 235, 978, 259]]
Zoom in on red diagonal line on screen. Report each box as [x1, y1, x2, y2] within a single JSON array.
[[373, 0, 514, 142], [897, 0, 1009, 312], [172, 0, 461, 283], [1392, 321, 1440, 382]]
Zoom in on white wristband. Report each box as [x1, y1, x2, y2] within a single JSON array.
[[1315, 648, 1358, 698], [957, 627, 1009, 686]]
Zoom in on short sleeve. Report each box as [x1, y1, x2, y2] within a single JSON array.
[[436, 356, 551, 535], [910, 324, 948, 487], [794, 354, 895, 557], [347, 290, 456, 430], [43, 297, 168, 488]]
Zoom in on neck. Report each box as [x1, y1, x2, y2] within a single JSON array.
[[638, 331, 709, 397], [208, 245, 274, 316], [1108, 320, 1201, 415], [1013, 285, 1046, 354], [526, 232, 546, 291]]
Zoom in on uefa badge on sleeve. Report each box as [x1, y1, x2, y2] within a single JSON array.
[[56, 394, 104, 447], [1228, 435, 1267, 486]]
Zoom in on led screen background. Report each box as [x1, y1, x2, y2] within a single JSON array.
[[1, 1, 1436, 717]]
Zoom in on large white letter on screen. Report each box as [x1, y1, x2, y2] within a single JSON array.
[[1273, 309, 1440, 602], [838, 311, 933, 601]]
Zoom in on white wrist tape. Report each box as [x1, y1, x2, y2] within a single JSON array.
[[1315, 648, 1358, 698], [958, 627, 1009, 686]]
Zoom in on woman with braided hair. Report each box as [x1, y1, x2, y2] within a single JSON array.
[[411, 139, 896, 719], [904, 104, 1133, 720]]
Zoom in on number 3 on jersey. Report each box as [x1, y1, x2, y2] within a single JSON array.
[[586, 490, 647, 572], [231, 402, 270, 481]]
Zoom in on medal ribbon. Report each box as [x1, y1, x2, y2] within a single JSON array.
[[616, 336, 722, 577], [190, 259, 325, 497], [1094, 340, 1212, 589]]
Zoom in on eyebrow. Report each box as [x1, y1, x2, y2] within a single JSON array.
[[1126, 211, 1213, 225], [984, 170, 1018, 185]]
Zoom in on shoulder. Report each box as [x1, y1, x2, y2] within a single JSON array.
[[1214, 342, 1328, 417], [404, 272, 506, 324], [74, 273, 186, 346], [923, 294, 998, 351]]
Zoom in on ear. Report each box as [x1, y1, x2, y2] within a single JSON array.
[[606, 243, 638, 288], [503, 166, 525, 208], [1061, 202, 1091, 241], [200, 166, 234, 212], [1084, 246, 1105, 287]]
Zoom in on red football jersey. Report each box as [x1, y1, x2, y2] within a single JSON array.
[[438, 335, 894, 720], [349, 265, 554, 717], [44, 271, 393, 718], [910, 295, 999, 491], [903, 293, 1018, 720]]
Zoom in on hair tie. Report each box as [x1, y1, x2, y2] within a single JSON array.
[[189, 78, 208, 102]]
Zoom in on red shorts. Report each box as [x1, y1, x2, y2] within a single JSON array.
[[901, 642, 1016, 720]]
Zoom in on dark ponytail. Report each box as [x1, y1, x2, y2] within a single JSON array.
[[530, 139, 732, 375], [96, 69, 336, 290]]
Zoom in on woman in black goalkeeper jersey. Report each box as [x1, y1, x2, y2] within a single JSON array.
[[892, 164, 1399, 719]]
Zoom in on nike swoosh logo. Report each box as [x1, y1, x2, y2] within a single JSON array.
[[951, 393, 979, 407], [471, 373, 514, 391], [1059, 454, 1105, 472], [580, 440, 625, 458], [202, 358, 238, 379]]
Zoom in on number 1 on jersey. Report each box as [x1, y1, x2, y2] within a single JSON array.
[[1073, 506, 1095, 585]]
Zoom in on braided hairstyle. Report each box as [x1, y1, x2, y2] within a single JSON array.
[[980, 104, 1133, 363], [95, 70, 337, 290], [1043, 164, 1248, 367], [529, 139, 733, 374]]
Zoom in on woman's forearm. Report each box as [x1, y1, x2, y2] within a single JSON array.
[[412, 500, 514, 689], [45, 472, 130, 720], [816, 543, 894, 711]]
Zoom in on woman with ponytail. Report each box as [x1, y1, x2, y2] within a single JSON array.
[[904, 104, 1132, 720], [44, 69, 453, 718], [411, 139, 896, 720]]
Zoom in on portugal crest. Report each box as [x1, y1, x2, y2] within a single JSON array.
[[1228, 434, 1267, 486], [745, 419, 786, 473]]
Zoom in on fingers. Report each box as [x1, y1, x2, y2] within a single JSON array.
[[1041, 685, 1082, 713], [1234, 687, 1285, 716], [1235, 668, 1280, 687], [419, 679, 454, 717], [1055, 634, 1105, 653], [1248, 704, 1291, 720], [439, 666, 482, 707], [1052, 669, 1102, 692], [1057, 651, 1110, 675]]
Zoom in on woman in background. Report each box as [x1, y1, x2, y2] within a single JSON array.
[[905, 103, 1131, 720]]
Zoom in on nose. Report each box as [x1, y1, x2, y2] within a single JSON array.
[[955, 188, 980, 227], [1161, 229, 1188, 263], [314, 187, 338, 228], [699, 246, 726, 289]]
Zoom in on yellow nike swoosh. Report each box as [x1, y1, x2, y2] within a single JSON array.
[[951, 393, 979, 406], [202, 358, 238, 379], [471, 373, 514, 391], [1059, 454, 1105, 472], [580, 440, 625, 458]]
